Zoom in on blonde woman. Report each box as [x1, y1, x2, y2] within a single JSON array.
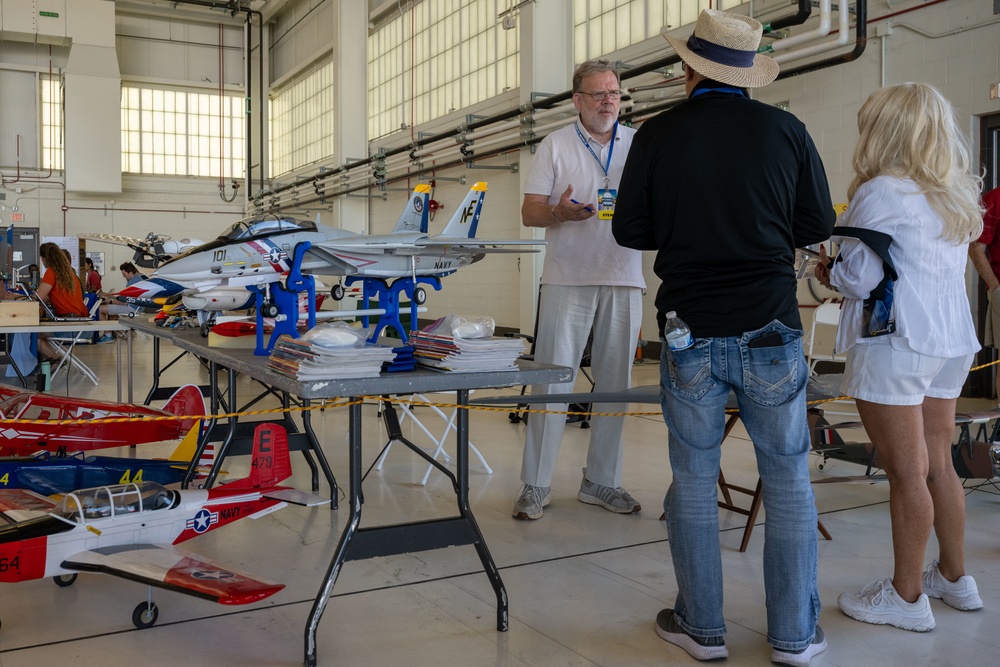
[[816, 83, 984, 631]]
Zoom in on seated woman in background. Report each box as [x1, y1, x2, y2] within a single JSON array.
[[36, 242, 89, 362]]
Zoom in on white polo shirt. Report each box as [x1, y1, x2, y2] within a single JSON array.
[[523, 119, 645, 288]]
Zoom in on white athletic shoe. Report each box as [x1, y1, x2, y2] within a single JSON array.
[[839, 578, 935, 632]]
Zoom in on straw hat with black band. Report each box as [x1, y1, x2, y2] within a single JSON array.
[[664, 9, 779, 89]]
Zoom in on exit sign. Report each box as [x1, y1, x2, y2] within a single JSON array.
[[40, 11, 59, 18], [10, 213, 24, 222]]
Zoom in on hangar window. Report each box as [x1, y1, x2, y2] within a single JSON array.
[[120, 85, 246, 178], [573, 0, 740, 62], [368, 0, 519, 140], [269, 61, 335, 178], [41, 74, 63, 171]]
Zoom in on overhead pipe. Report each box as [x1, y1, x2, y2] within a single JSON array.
[[773, 0, 850, 64], [759, 0, 831, 54], [778, 0, 867, 79]]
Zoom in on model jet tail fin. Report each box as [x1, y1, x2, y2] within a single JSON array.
[[392, 184, 432, 233], [439, 181, 487, 238], [226, 422, 293, 489]]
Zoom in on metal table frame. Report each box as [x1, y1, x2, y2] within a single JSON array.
[[125, 319, 571, 667]]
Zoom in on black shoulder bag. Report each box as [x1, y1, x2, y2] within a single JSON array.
[[830, 226, 898, 337]]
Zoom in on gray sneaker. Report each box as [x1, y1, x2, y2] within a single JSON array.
[[654, 608, 728, 661], [578, 467, 640, 514], [770, 626, 828, 666], [512, 484, 550, 520]]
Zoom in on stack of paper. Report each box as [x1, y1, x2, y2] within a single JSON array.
[[410, 329, 525, 373], [267, 334, 397, 380]]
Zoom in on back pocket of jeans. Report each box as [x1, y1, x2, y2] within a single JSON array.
[[666, 339, 715, 401], [743, 332, 803, 407]]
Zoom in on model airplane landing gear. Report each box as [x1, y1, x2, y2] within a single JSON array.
[[331, 283, 345, 300], [53, 573, 77, 587], [260, 302, 280, 318], [132, 600, 159, 629]]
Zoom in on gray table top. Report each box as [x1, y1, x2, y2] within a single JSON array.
[[127, 318, 573, 399]]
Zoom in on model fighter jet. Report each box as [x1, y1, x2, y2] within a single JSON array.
[[0, 423, 327, 630], [115, 182, 544, 319]]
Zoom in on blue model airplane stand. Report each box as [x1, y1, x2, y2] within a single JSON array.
[[249, 241, 318, 356], [346, 275, 441, 343], [346, 275, 441, 373]]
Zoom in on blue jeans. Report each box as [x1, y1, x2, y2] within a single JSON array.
[[659, 320, 819, 652]]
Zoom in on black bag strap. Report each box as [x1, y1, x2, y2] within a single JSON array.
[[831, 226, 897, 282]]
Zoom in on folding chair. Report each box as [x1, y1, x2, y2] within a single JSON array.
[[375, 391, 492, 485], [49, 298, 102, 386]]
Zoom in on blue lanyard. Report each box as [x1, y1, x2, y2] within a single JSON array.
[[691, 87, 747, 98], [574, 120, 617, 184]]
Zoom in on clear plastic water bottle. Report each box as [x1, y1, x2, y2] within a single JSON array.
[[664, 311, 692, 351]]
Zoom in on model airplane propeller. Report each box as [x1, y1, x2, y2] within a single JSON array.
[[0, 422, 327, 630]]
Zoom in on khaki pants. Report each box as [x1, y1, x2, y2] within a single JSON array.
[[985, 286, 1000, 348]]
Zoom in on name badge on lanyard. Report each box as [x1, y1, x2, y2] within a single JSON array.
[[597, 188, 616, 219], [575, 121, 618, 220]]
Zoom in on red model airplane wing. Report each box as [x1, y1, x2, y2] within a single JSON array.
[[61, 544, 284, 605]]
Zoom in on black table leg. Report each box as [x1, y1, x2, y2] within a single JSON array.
[[304, 397, 361, 667]]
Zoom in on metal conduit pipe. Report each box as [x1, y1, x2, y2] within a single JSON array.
[[778, 0, 867, 79], [763, 0, 813, 33], [761, 0, 831, 53], [773, 0, 850, 64]]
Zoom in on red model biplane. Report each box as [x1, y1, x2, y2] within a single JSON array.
[[0, 384, 204, 456]]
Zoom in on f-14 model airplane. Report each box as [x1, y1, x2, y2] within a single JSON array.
[[0, 423, 327, 630], [116, 181, 545, 321], [0, 384, 204, 457]]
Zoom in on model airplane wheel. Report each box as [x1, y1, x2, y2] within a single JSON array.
[[413, 287, 427, 305], [53, 573, 78, 587], [132, 601, 159, 629], [331, 284, 345, 301], [200, 323, 211, 338], [261, 302, 280, 318]]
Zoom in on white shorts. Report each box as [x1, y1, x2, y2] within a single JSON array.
[[841, 338, 973, 406]]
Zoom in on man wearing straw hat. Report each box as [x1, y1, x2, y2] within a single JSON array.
[[613, 9, 834, 666]]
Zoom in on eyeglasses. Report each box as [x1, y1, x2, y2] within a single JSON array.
[[577, 89, 622, 101], [681, 62, 686, 72]]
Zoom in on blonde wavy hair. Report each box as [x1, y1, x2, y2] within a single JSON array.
[[849, 82, 984, 244]]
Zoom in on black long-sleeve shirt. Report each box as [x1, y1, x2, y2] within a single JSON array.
[[612, 81, 835, 338]]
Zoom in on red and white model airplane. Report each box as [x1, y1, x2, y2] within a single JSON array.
[[0, 422, 327, 629], [0, 384, 204, 457]]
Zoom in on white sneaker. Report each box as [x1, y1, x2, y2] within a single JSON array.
[[922, 560, 983, 611], [770, 626, 828, 667], [838, 578, 935, 632]]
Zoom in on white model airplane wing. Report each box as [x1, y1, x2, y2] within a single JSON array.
[[62, 544, 285, 604], [79, 232, 153, 247], [415, 239, 545, 252]]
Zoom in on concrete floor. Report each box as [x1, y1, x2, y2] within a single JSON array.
[[0, 333, 997, 667]]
